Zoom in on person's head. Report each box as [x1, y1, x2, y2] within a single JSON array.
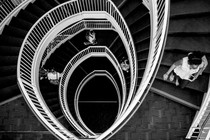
[[188, 51, 203, 69]]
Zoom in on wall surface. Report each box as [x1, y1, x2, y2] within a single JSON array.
[[110, 92, 196, 140], [0, 97, 57, 140], [0, 92, 196, 140]]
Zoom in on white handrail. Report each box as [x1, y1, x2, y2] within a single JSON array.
[[74, 70, 122, 135], [17, 0, 169, 139], [17, 0, 137, 139], [41, 19, 114, 67], [59, 46, 126, 138], [0, 0, 34, 33], [97, 0, 170, 139], [186, 77, 210, 139]]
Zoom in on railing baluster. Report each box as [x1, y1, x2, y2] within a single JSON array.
[[16, 0, 170, 139]]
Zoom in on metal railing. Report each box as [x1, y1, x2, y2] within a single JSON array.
[[41, 19, 114, 67], [186, 77, 210, 140], [59, 46, 126, 137], [17, 0, 137, 139], [0, 0, 34, 33], [74, 70, 121, 137], [97, 0, 170, 139]]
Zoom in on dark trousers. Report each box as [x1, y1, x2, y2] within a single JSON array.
[[172, 71, 190, 89], [178, 78, 190, 89]]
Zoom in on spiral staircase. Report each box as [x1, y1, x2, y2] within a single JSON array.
[[0, 0, 210, 140]]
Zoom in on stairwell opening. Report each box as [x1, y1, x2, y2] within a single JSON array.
[[77, 75, 119, 133]]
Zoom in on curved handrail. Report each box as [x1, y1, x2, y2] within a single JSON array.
[[74, 70, 121, 136], [186, 77, 210, 139], [17, 0, 136, 138], [59, 46, 126, 137], [0, 0, 34, 33], [97, 0, 170, 139], [41, 19, 114, 67], [17, 0, 169, 139]]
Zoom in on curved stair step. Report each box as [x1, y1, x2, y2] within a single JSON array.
[[166, 35, 210, 54], [109, 36, 123, 53], [9, 17, 34, 31], [18, 10, 40, 23], [0, 56, 18, 66], [0, 65, 17, 76], [169, 14, 210, 33], [129, 13, 150, 34], [125, 3, 149, 27], [133, 26, 150, 44], [113, 44, 126, 60], [51, 108, 63, 118], [42, 91, 58, 99], [119, 0, 142, 18], [135, 37, 150, 52], [138, 68, 145, 78], [46, 98, 59, 106], [152, 79, 204, 107], [35, 0, 55, 11], [132, 24, 150, 37], [0, 35, 23, 46], [0, 84, 20, 103], [0, 75, 17, 89], [25, 3, 46, 17], [170, 0, 210, 16], [137, 48, 149, 61], [49, 104, 62, 118], [46, 0, 59, 7], [2, 25, 28, 38], [0, 46, 20, 56], [137, 59, 147, 69]]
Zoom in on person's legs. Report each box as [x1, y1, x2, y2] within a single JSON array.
[[171, 71, 180, 86], [178, 78, 190, 88], [169, 73, 174, 81]]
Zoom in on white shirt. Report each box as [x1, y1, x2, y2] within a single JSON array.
[[47, 72, 61, 80], [174, 57, 203, 80]]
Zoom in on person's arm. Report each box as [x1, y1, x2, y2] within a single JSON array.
[[163, 59, 182, 80], [200, 55, 208, 75], [191, 55, 208, 81]]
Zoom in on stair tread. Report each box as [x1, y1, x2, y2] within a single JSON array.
[[25, 3, 46, 17], [166, 35, 210, 54], [18, 10, 40, 23], [133, 27, 150, 44], [0, 35, 23, 46], [0, 65, 17, 76], [137, 49, 149, 61], [35, 0, 54, 11], [125, 4, 149, 26], [157, 65, 208, 93], [0, 75, 17, 89], [129, 14, 150, 35], [0, 45, 20, 55], [169, 14, 210, 33], [119, 0, 142, 18], [0, 84, 20, 103], [0, 56, 18, 66], [2, 25, 28, 38], [152, 79, 204, 107], [9, 17, 33, 31], [171, 0, 210, 16]]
